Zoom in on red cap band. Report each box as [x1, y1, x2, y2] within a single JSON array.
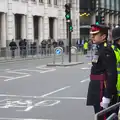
[[91, 26, 101, 32]]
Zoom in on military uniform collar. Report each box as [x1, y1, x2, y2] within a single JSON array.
[[97, 42, 107, 50]]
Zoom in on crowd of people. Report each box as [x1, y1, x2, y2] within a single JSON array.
[[9, 39, 64, 58]]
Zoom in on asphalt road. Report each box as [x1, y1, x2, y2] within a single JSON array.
[[0, 54, 94, 120]]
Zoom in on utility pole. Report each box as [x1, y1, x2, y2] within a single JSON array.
[[65, 3, 73, 63]]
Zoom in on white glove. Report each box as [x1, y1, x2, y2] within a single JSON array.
[[100, 97, 110, 109]]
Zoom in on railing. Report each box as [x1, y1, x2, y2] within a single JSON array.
[[94, 102, 120, 120], [0, 45, 88, 62]]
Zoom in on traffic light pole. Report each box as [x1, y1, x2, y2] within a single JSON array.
[[68, 21, 72, 63], [65, 3, 72, 63]]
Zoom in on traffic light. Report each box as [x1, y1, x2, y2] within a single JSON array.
[[100, 16, 105, 24], [96, 16, 99, 25], [96, 15, 105, 25], [69, 21, 73, 32], [65, 3, 71, 21]]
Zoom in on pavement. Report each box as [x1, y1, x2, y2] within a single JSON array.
[[0, 54, 94, 120]]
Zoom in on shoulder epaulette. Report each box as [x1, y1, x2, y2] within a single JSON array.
[[104, 42, 107, 47]]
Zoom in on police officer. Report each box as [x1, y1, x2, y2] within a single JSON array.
[[112, 27, 120, 101], [86, 24, 118, 120]]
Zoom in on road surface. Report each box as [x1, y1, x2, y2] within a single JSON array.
[[0, 55, 94, 120]]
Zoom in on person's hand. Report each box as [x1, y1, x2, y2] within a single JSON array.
[[100, 97, 110, 109]]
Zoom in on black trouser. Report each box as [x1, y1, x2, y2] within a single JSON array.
[[94, 104, 106, 120], [84, 49, 87, 54], [11, 50, 15, 58]]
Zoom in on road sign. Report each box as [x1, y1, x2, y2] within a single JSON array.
[[56, 49, 61, 55]]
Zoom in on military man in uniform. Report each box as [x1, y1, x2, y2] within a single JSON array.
[[86, 24, 118, 120]]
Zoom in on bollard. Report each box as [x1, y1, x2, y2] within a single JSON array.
[[71, 46, 78, 62], [53, 47, 64, 64]]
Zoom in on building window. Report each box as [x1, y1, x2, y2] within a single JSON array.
[[31, 0, 36, 2], [54, 0, 58, 5], [39, 0, 43, 3], [47, 0, 51, 4]]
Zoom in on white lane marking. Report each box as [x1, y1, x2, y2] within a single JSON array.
[[80, 78, 89, 83], [0, 94, 87, 100], [46, 97, 87, 100], [37, 65, 56, 73], [36, 65, 46, 68], [34, 100, 60, 107], [0, 118, 51, 120], [18, 69, 41, 73], [3, 70, 30, 81], [40, 69, 56, 73], [40, 86, 71, 97], [81, 67, 90, 70], [0, 76, 13, 79], [7, 71, 28, 75], [0, 94, 37, 98], [4, 75, 30, 81]]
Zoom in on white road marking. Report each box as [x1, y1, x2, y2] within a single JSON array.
[[0, 118, 51, 120], [81, 67, 90, 70], [0, 94, 86, 100], [37, 65, 56, 73], [0, 76, 13, 79], [40, 86, 71, 97], [40, 69, 56, 73], [36, 65, 46, 68], [4, 75, 30, 81], [0, 94, 37, 98], [80, 78, 89, 83], [34, 100, 60, 107], [18, 69, 41, 73], [3, 70, 30, 81], [46, 97, 87, 100], [7, 71, 29, 75]]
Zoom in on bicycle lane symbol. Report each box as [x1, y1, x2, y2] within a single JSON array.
[[0, 98, 60, 112]]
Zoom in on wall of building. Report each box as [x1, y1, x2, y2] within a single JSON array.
[[0, 0, 80, 48]]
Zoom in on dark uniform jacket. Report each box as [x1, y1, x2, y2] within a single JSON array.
[[87, 42, 117, 105]]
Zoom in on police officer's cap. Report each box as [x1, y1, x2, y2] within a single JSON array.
[[90, 24, 110, 34], [112, 27, 120, 41]]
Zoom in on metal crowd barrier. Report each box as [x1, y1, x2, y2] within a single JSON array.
[[71, 46, 78, 62], [94, 102, 120, 120], [0, 46, 57, 61], [0, 46, 88, 62]]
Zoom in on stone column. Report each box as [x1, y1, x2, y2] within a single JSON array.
[[1, 13, 6, 48], [105, 13, 109, 25], [44, 0, 49, 40], [91, 13, 96, 24], [115, 14, 119, 25], [21, 15, 26, 39], [7, 0, 13, 41], [111, 14, 114, 29], [57, 0, 62, 40], [27, 0, 34, 42], [53, 18, 58, 41], [38, 17, 43, 44]]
